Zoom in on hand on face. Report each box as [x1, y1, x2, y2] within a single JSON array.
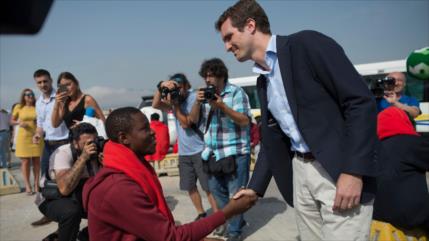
[[55, 90, 69, 104], [80, 140, 97, 162]]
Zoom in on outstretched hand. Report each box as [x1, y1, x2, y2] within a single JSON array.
[[222, 188, 258, 219]]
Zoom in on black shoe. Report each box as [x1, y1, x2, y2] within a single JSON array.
[[240, 219, 248, 229], [226, 235, 243, 241], [42, 231, 58, 241], [213, 224, 226, 236], [77, 227, 89, 241], [194, 212, 207, 221], [31, 216, 52, 226]]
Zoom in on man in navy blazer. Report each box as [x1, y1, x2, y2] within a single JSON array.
[[215, 0, 378, 240]]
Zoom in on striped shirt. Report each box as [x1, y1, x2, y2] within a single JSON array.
[[201, 82, 251, 161]]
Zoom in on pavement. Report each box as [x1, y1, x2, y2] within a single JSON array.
[[0, 153, 299, 241]]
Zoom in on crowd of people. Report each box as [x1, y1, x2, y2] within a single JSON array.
[[0, 0, 427, 241]]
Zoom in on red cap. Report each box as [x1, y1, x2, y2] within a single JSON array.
[[377, 106, 418, 140]]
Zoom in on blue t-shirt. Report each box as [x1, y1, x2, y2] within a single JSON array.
[[377, 95, 420, 112], [174, 90, 205, 156]]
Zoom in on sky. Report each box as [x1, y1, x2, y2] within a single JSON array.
[[1, 0, 428, 111]]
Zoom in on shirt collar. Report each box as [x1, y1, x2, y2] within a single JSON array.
[[38, 88, 56, 103], [252, 35, 277, 75], [220, 82, 233, 96]]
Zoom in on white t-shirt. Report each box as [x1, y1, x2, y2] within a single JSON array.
[[35, 143, 100, 206]]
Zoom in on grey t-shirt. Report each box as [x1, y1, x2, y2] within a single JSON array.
[[174, 90, 205, 156]]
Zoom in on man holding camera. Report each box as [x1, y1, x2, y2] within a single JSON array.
[[378, 71, 421, 118], [152, 73, 219, 222], [35, 123, 101, 241], [189, 58, 251, 241]]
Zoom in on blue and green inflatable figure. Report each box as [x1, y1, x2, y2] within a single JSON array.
[[407, 47, 429, 80]]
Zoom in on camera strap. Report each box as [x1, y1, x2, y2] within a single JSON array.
[[190, 105, 213, 141], [204, 108, 214, 134]]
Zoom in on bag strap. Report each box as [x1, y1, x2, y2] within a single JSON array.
[[204, 108, 214, 134], [190, 106, 214, 140]]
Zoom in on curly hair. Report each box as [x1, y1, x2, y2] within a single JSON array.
[[199, 58, 229, 83]]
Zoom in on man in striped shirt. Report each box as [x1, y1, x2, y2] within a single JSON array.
[[189, 58, 251, 241]]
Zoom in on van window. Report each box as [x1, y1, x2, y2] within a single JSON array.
[[242, 86, 261, 109]]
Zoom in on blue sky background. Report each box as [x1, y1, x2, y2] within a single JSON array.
[[1, 0, 428, 110]]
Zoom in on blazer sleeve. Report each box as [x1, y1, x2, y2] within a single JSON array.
[[300, 31, 377, 176], [248, 143, 272, 197]]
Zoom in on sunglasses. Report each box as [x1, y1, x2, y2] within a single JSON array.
[[24, 93, 35, 97]]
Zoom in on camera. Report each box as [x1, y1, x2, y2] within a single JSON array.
[[369, 76, 396, 98], [200, 84, 217, 102], [160, 86, 180, 101], [88, 136, 107, 161]]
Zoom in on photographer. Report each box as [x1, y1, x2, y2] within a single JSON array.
[[35, 123, 102, 241], [152, 73, 219, 223], [189, 58, 252, 241], [377, 72, 421, 118]]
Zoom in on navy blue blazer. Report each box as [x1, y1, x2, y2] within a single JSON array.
[[248, 31, 378, 206]]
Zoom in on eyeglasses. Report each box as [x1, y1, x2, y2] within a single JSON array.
[[24, 93, 34, 97]]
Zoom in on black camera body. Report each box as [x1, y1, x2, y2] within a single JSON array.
[[200, 85, 217, 102], [89, 136, 106, 161], [160, 86, 180, 101], [370, 76, 396, 98]]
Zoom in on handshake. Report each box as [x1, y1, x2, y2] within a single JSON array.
[[221, 188, 259, 220]]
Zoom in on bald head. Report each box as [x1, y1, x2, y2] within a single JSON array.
[[387, 72, 406, 83], [387, 72, 406, 94]]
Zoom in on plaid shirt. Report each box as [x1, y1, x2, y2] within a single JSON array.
[[200, 82, 251, 161]]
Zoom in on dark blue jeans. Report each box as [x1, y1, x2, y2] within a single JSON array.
[[208, 154, 250, 237], [41, 141, 66, 176]]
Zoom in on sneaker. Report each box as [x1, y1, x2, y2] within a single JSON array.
[[226, 235, 243, 241], [77, 227, 89, 241], [213, 224, 226, 236], [194, 212, 207, 221]]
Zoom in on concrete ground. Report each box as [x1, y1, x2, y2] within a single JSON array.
[[0, 154, 298, 241]]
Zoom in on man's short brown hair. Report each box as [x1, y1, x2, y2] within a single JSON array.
[[215, 0, 271, 34]]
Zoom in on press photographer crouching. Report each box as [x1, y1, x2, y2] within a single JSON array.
[[35, 123, 103, 241]]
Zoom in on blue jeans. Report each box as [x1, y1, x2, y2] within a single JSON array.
[[41, 141, 66, 175], [208, 154, 250, 237], [0, 130, 10, 168]]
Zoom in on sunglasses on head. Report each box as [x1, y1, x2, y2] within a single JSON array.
[[24, 93, 34, 97]]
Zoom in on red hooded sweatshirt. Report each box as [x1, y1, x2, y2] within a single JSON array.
[[82, 141, 225, 241], [145, 120, 170, 161]]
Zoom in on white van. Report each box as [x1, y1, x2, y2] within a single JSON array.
[[229, 60, 429, 133]]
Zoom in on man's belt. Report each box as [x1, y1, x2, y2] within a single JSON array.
[[295, 151, 315, 160], [45, 139, 69, 146]]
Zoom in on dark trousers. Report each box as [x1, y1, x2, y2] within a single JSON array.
[[41, 141, 65, 176], [39, 197, 86, 241]]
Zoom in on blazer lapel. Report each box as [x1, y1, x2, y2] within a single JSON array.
[[257, 75, 268, 125], [276, 35, 298, 121]]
